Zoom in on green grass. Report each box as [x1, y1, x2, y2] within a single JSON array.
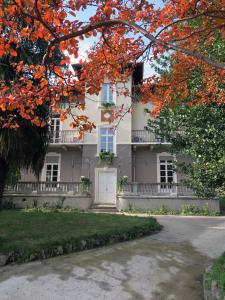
[[0, 209, 161, 263], [206, 252, 225, 299]]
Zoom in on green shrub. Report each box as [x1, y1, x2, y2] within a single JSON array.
[[205, 252, 225, 300], [80, 176, 91, 193], [99, 151, 114, 164]]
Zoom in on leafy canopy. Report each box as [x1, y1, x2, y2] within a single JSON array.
[[147, 104, 225, 198], [0, 0, 224, 132]]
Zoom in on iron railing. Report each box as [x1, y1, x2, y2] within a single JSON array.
[[50, 130, 83, 144], [132, 130, 168, 144], [5, 181, 89, 195], [119, 182, 194, 196]]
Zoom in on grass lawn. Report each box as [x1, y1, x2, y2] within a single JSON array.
[[205, 252, 225, 299], [0, 209, 161, 263]]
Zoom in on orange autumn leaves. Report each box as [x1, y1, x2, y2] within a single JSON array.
[[0, 0, 224, 131]]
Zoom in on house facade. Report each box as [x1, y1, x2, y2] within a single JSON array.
[[19, 63, 191, 206]]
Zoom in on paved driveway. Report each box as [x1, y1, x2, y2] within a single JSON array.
[[0, 216, 225, 300]]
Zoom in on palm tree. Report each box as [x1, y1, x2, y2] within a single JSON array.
[[0, 110, 50, 206], [0, 37, 63, 206]]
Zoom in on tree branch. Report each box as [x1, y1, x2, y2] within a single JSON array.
[[48, 19, 225, 70], [34, 0, 58, 38]]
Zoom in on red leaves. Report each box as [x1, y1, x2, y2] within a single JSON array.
[[9, 49, 17, 57], [0, 0, 224, 130]]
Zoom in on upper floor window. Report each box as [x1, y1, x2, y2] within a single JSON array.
[[50, 117, 61, 143], [101, 83, 114, 104], [99, 127, 115, 153]]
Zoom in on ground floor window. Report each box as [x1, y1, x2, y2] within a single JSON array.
[[46, 163, 59, 182], [158, 156, 176, 193], [160, 159, 174, 183]]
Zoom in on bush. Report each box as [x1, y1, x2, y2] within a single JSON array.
[[205, 252, 225, 299]]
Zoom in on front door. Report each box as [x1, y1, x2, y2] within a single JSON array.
[[95, 169, 117, 204]]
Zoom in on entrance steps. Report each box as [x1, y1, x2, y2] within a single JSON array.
[[91, 203, 118, 212]]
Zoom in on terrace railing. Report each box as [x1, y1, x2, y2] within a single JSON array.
[[132, 130, 168, 144], [5, 181, 89, 195], [50, 130, 83, 144], [119, 182, 194, 197]]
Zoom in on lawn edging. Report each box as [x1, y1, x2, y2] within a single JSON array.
[[0, 210, 161, 265]]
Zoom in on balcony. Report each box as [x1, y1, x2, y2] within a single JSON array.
[[119, 182, 194, 197], [50, 130, 83, 144], [132, 130, 169, 144], [5, 181, 89, 195]]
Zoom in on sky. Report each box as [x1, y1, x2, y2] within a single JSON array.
[[68, 1, 164, 78]]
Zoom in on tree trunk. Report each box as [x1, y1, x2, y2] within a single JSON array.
[[0, 157, 8, 209]]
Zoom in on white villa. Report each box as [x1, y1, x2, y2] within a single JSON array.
[[4, 63, 219, 212]]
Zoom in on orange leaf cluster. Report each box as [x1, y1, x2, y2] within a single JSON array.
[[0, 0, 224, 131]]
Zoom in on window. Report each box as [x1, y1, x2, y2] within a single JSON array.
[[99, 127, 115, 153], [46, 163, 59, 182], [160, 159, 174, 183], [159, 159, 175, 193], [50, 117, 61, 143], [101, 83, 114, 104]]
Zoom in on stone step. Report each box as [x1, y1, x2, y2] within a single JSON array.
[[91, 203, 118, 212]]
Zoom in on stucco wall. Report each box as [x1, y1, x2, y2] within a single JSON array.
[[132, 102, 153, 131], [61, 78, 132, 144], [3, 194, 92, 209], [81, 144, 132, 196], [20, 147, 83, 182], [117, 196, 220, 212], [133, 146, 188, 183]]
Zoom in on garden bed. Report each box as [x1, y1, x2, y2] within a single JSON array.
[[0, 209, 161, 265]]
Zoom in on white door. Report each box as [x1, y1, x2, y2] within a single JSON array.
[[96, 170, 117, 204]]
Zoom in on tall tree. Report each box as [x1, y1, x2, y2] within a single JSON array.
[[0, 38, 63, 206], [0, 0, 224, 130], [146, 104, 225, 198]]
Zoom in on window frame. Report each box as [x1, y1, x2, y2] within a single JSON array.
[[156, 153, 177, 194], [98, 126, 116, 154], [50, 116, 62, 143], [99, 83, 116, 105], [45, 163, 59, 182], [41, 153, 61, 182]]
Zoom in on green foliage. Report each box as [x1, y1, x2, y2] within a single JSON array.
[[147, 104, 225, 198], [122, 204, 219, 216], [99, 151, 114, 164], [219, 197, 225, 214], [0, 210, 161, 264], [147, 34, 225, 198], [117, 176, 128, 192], [80, 176, 91, 193], [180, 204, 218, 216], [100, 102, 115, 109], [5, 164, 21, 186], [205, 252, 225, 300]]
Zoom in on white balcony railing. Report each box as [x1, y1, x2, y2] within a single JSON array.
[[50, 130, 83, 144], [132, 130, 168, 144], [5, 181, 89, 195], [119, 182, 194, 197]]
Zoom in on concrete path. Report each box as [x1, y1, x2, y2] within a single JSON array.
[[0, 216, 225, 300]]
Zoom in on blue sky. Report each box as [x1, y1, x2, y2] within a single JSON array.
[[69, 1, 164, 78]]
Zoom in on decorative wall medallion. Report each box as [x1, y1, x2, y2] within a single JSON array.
[[101, 109, 113, 122]]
